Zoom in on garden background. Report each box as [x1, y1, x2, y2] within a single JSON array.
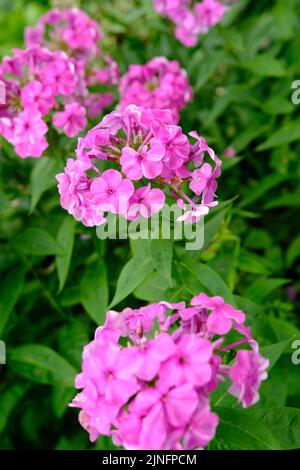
[[0, 0, 300, 450]]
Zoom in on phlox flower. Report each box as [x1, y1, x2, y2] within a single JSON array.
[[53, 103, 87, 138], [195, 0, 227, 32], [90, 169, 134, 215], [40, 57, 77, 96], [158, 334, 213, 388], [57, 105, 222, 225], [13, 110, 48, 158], [119, 56, 192, 123], [71, 293, 268, 450], [182, 396, 219, 449], [56, 158, 105, 227], [25, 8, 102, 62], [152, 123, 190, 171], [0, 47, 88, 158], [127, 185, 166, 220], [154, 0, 233, 47], [191, 292, 245, 334], [228, 347, 269, 408], [120, 145, 164, 180], [25, 9, 119, 118], [21, 80, 54, 115]]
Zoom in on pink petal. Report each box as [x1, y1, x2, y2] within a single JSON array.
[[165, 384, 198, 427]]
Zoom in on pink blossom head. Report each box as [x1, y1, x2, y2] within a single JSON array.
[[72, 293, 268, 449], [13, 110, 48, 158], [57, 104, 221, 225], [53, 103, 87, 138], [191, 293, 245, 334], [24, 9, 118, 119], [25, 8, 102, 62], [119, 57, 192, 123], [228, 348, 269, 407], [154, 0, 231, 47], [0, 46, 89, 158], [56, 158, 105, 227]]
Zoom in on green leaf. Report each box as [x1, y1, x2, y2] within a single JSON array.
[[244, 278, 290, 303], [213, 407, 280, 449], [261, 338, 295, 371], [80, 259, 108, 324], [264, 192, 300, 209], [239, 174, 289, 208], [204, 205, 231, 248], [178, 256, 236, 306], [204, 85, 242, 127], [52, 386, 74, 419], [231, 120, 270, 154], [257, 119, 300, 151], [58, 319, 90, 369], [221, 157, 242, 172], [30, 157, 61, 212], [129, 239, 151, 257], [56, 218, 76, 292], [9, 344, 76, 387], [0, 381, 31, 434], [13, 228, 63, 256], [242, 54, 286, 77], [238, 253, 271, 275], [0, 268, 25, 336], [149, 238, 173, 286], [134, 271, 170, 302], [250, 408, 300, 449], [262, 96, 294, 115], [193, 51, 234, 90], [268, 317, 300, 351], [109, 255, 154, 308], [287, 234, 300, 267], [234, 295, 267, 339]]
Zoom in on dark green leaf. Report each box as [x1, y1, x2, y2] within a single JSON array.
[[14, 228, 63, 256], [0, 268, 25, 336], [80, 259, 108, 324], [178, 256, 236, 306], [244, 278, 290, 303], [9, 344, 76, 387], [30, 157, 61, 212], [149, 238, 173, 286], [287, 235, 300, 267], [242, 54, 286, 77], [257, 120, 300, 151], [250, 408, 300, 449], [0, 381, 31, 434], [56, 218, 76, 292], [261, 338, 295, 370], [213, 407, 280, 449], [109, 255, 154, 308], [52, 386, 75, 419]]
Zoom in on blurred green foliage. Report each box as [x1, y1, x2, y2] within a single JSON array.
[[0, 0, 299, 450]]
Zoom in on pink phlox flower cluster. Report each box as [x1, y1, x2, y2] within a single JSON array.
[[0, 46, 88, 157], [56, 105, 222, 226], [71, 293, 269, 449], [119, 56, 192, 123], [25, 8, 119, 120], [25, 8, 102, 62], [154, 0, 233, 47]]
